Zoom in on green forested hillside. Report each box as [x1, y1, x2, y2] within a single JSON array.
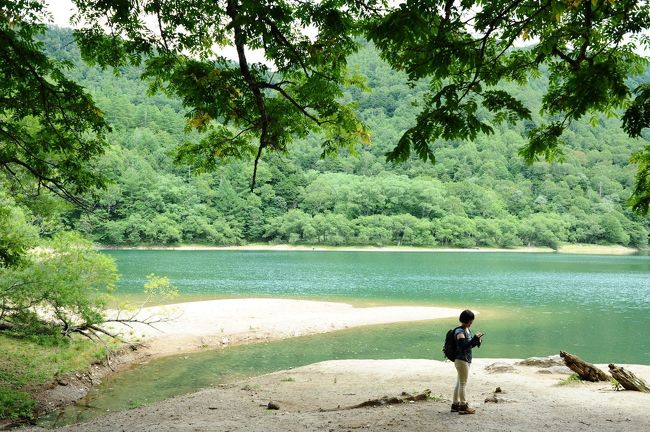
[[34, 28, 650, 249]]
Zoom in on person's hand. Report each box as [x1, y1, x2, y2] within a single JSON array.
[[475, 332, 484, 338]]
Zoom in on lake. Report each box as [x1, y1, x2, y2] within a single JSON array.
[[107, 250, 650, 362], [42, 250, 650, 426]]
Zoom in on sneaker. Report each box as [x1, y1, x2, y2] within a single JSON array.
[[458, 403, 476, 414], [451, 402, 460, 412]]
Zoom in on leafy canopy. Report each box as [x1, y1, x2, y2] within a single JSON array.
[[0, 0, 110, 204], [366, 0, 650, 211], [69, 0, 650, 211], [1, 1, 648, 211], [72, 0, 375, 190]]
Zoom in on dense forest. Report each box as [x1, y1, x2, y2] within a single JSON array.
[[15, 28, 650, 249]]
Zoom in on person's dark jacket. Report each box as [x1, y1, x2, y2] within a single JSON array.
[[454, 327, 481, 363]]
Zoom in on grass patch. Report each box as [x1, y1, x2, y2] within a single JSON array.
[[280, 377, 296, 382], [0, 388, 37, 420], [0, 333, 110, 421], [127, 399, 146, 409], [558, 373, 582, 385], [240, 384, 258, 391]]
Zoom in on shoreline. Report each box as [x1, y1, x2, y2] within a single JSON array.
[[97, 243, 644, 255], [30, 357, 650, 432], [25, 298, 650, 431], [27, 298, 463, 421]]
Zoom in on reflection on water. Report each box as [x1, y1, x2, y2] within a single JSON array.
[[41, 251, 650, 427]]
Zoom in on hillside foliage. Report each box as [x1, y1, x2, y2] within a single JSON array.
[[24, 28, 650, 250]]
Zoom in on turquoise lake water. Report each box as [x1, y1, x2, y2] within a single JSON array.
[[42, 250, 650, 426], [107, 250, 650, 363]]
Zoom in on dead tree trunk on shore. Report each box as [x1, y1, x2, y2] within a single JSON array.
[[608, 364, 650, 392], [560, 351, 609, 382]]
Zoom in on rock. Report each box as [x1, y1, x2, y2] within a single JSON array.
[[485, 394, 513, 403], [267, 401, 280, 410], [547, 366, 573, 375], [516, 355, 564, 368], [541, 366, 571, 375], [485, 362, 517, 373], [485, 387, 513, 404]]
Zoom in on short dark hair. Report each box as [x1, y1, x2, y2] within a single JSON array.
[[459, 309, 475, 324]]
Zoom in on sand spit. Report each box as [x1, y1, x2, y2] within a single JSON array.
[[107, 298, 461, 357]]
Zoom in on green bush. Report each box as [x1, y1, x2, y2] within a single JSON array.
[[0, 388, 36, 420]]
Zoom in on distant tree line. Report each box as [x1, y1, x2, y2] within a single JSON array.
[[20, 29, 650, 250]]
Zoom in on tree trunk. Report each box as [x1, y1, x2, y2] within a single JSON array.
[[608, 364, 650, 392], [560, 351, 609, 382]]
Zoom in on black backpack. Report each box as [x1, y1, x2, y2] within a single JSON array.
[[442, 326, 462, 360]]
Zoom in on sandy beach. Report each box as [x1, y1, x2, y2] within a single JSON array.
[[31, 357, 650, 432], [99, 243, 643, 255], [22, 298, 650, 432]]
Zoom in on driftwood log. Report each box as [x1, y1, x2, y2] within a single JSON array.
[[350, 390, 431, 408], [608, 364, 650, 392], [560, 351, 609, 382], [320, 390, 431, 411]]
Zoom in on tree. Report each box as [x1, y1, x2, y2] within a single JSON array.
[[0, 0, 110, 204], [69, 0, 650, 212], [0, 224, 117, 336], [0, 195, 38, 267], [20, 26, 643, 248], [368, 0, 650, 213], [518, 213, 568, 249], [72, 0, 372, 191], [599, 213, 630, 245], [0, 197, 178, 340], [432, 215, 477, 247]]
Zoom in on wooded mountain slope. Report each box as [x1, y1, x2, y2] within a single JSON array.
[[33, 28, 650, 249]]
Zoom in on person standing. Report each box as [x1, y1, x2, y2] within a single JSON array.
[[451, 309, 483, 414]]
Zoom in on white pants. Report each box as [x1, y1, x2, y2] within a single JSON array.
[[453, 359, 470, 403]]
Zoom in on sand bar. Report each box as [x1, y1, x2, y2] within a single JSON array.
[[109, 298, 461, 357]]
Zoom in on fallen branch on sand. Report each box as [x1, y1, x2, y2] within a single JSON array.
[[320, 390, 431, 411], [608, 364, 650, 392]]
